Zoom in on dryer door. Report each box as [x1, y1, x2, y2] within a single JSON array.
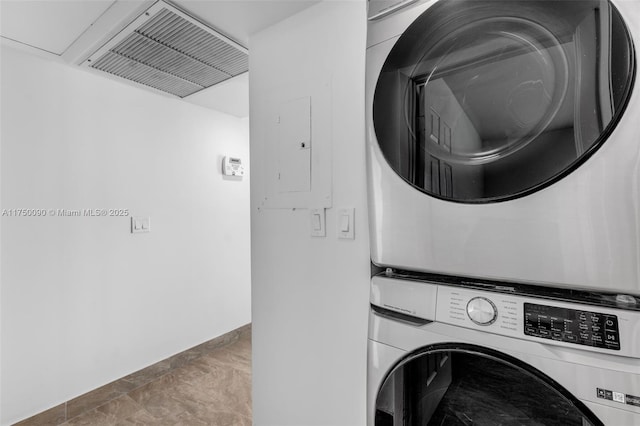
[[375, 343, 603, 425], [373, 0, 635, 203]]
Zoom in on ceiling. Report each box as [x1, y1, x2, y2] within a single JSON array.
[[176, 0, 320, 48], [0, 0, 320, 117], [1, 1, 115, 55]]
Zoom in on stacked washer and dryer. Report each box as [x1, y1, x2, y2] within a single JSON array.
[[365, 0, 640, 424]]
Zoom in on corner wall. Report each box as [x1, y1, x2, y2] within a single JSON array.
[[249, 2, 370, 425], [0, 46, 251, 425]]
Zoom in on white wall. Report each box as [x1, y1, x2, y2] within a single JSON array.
[[249, 2, 369, 425], [0, 46, 251, 425]]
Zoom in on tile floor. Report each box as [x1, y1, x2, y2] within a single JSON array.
[[57, 331, 252, 425]]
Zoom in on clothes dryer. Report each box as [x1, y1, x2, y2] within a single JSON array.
[[366, 0, 639, 293]]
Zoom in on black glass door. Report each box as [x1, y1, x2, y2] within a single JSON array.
[[375, 344, 603, 426], [373, 0, 635, 203]]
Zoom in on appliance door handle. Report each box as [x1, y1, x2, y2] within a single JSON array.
[[371, 304, 432, 326]]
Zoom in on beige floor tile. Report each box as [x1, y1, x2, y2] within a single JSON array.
[[96, 395, 144, 422], [128, 372, 180, 406], [170, 362, 211, 384], [199, 347, 251, 374], [17, 326, 251, 426], [114, 409, 163, 426], [62, 409, 111, 426], [130, 389, 192, 421]]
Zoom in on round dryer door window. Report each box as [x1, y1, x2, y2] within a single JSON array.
[[373, 0, 635, 203]]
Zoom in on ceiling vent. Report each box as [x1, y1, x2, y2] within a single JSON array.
[[82, 1, 248, 98]]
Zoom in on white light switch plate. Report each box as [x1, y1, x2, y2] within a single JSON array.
[[310, 208, 326, 237], [337, 208, 354, 239], [131, 216, 150, 233]]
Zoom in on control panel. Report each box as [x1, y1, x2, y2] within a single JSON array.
[[431, 285, 639, 357], [222, 156, 245, 177], [524, 304, 620, 350], [437, 286, 521, 334]]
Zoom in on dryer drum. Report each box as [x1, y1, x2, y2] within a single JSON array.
[[374, 343, 603, 426], [373, 0, 636, 203], [407, 16, 570, 165]]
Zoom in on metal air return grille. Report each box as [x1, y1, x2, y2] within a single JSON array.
[[84, 1, 248, 98]]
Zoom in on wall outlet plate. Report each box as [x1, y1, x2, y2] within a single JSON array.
[[131, 216, 150, 233]]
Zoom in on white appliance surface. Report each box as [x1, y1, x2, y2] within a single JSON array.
[[368, 276, 640, 425], [366, 0, 640, 294]]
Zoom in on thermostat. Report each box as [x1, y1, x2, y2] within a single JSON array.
[[222, 156, 245, 177]]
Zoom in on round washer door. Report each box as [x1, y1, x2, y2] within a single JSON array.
[[373, 0, 635, 203], [375, 344, 603, 425]]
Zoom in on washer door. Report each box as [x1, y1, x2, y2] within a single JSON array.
[[373, 0, 635, 203], [375, 343, 603, 425]]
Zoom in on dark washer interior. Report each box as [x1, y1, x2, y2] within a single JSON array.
[[375, 346, 602, 426], [373, 0, 635, 203]]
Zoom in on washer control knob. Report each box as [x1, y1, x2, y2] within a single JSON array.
[[466, 297, 497, 325]]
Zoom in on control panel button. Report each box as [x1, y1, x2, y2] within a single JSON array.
[[605, 332, 618, 344], [466, 297, 497, 325], [524, 303, 620, 351]]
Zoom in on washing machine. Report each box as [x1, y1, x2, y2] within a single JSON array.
[[366, 0, 639, 294], [368, 273, 640, 425]]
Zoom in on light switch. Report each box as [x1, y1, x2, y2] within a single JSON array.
[[310, 208, 326, 237], [131, 216, 150, 234], [337, 208, 354, 239], [340, 214, 349, 232]]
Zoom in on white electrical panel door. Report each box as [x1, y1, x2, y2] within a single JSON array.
[[258, 76, 332, 210], [278, 96, 311, 193]]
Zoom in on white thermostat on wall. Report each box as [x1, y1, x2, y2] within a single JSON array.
[[222, 156, 245, 177]]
